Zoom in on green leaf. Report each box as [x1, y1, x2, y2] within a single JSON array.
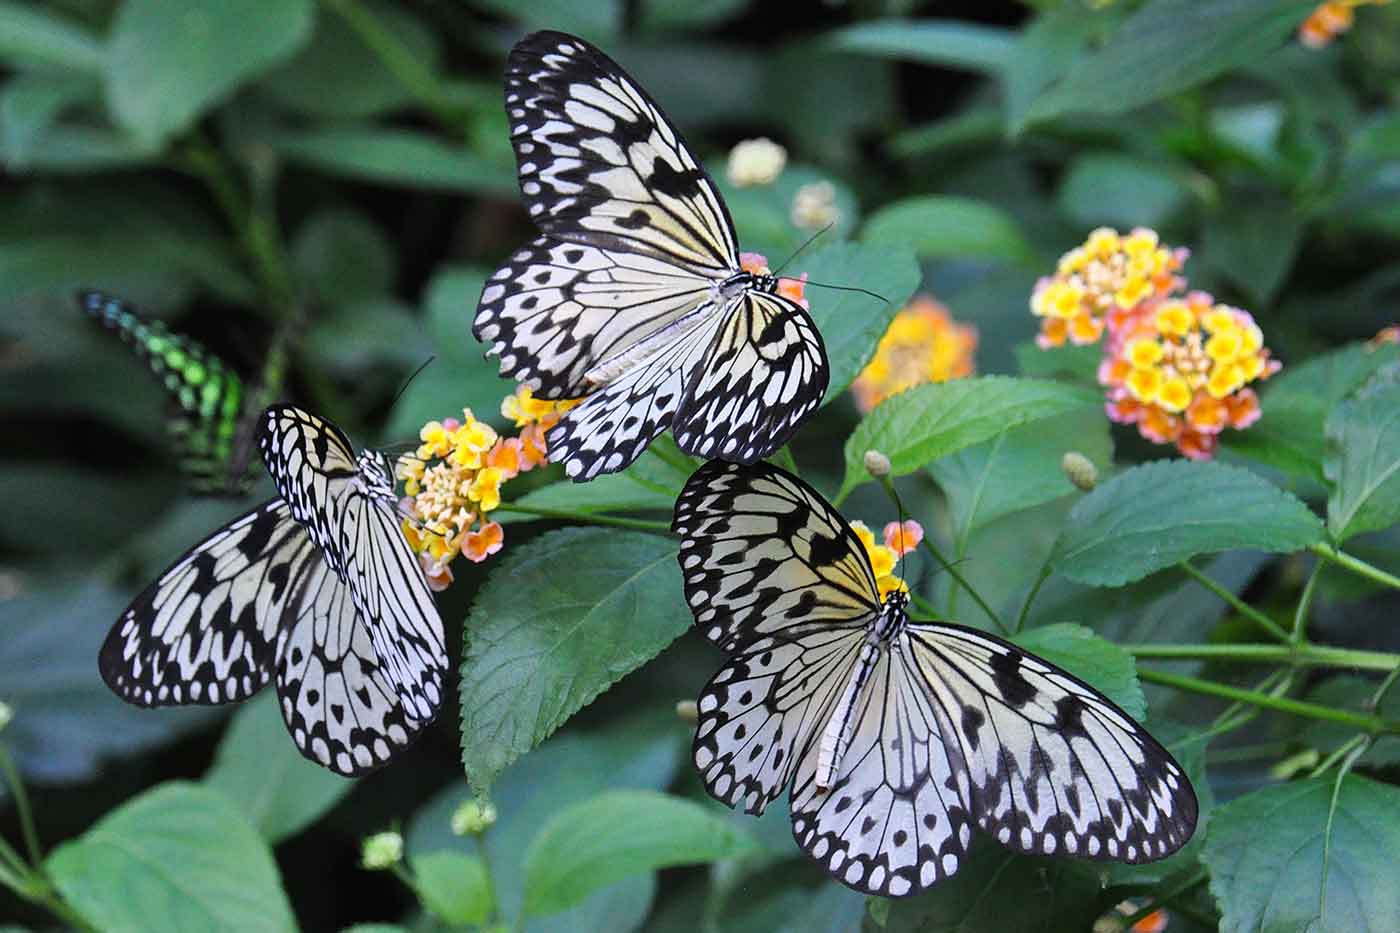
[[290, 207, 395, 307], [106, 0, 315, 148], [0, 72, 99, 169], [0, 577, 219, 783], [408, 709, 684, 933], [506, 461, 680, 522], [879, 840, 1100, 932], [715, 163, 861, 258], [636, 0, 746, 33], [412, 852, 493, 926], [0, 1, 104, 72], [1050, 460, 1324, 587], [1014, 342, 1101, 384], [522, 791, 757, 917], [1201, 774, 1400, 932], [1200, 194, 1303, 305], [822, 20, 1013, 73], [472, 0, 622, 40], [1225, 342, 1400, 482], [1325, 381, 1400, 541], [929, 409, 1112, 546], [802, 241, 920, 405], [1024, 0, 1317, 125], [307, 297, 431, 371], [47, 782, 296, 933], [1055, 152, 1191, 230], [383, 265, 515, 443], [459, 528, 687, 795], [203, 692, 352, 844], [255, 1, 440, 119], [839, 377, 1100, 500], [1003, 6, 1122, 134], [1012, 623, 1145, 720], [268, 127, 516, 195], [862, 196, 1035, 265]]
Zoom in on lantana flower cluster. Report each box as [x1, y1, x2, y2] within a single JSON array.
[[849, 518, 923, 598], [853, 295, 978, 412], [1032, 227, 1280, 460], [395, 386, 578, 590], [1300, 1, 1391, 48]]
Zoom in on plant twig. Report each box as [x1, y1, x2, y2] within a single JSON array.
[[1124, 641, 1400, 672], [1292, 561, 1323, 646], [1139, 667, 1400, 734], [1311, 542, 1400, 591], [1014, 563, 1050, 635], [0, 747, 41, 868], [1179, 559, 1289, 642]]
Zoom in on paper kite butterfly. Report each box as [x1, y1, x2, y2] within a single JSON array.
[[472, 31, 830, 482], [79, 290, 285, 497], [99, 404, 447, 776], [673, 460, 1198, 897]]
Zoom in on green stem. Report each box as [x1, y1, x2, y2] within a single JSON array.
[[1119, 868, 1209, 928], [770, 445, 800, 477], [1292, 561, 1323, 646], [495, 503, 673, 533], [1181, 669, 1291, 748], [1311, 542, 1400, 591], [1369, 662, 1400, 711], [0, 747, 41, 867], [1309, 734, 1369, 779], [1139, 667, 1400, 734], [319, 0, 466, 135], [646, 442, 697, 479], [1013, 563, 1050, 635], [1124, 641, 1400, 672], [873, 474, 1005, 634], [474, 835, 501, 926], [1178, 559, 1289, 642]]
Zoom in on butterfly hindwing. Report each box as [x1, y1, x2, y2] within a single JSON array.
[[673, 290, 829, 464], [505, 31, 739, 273], [905, 623, 1197, 863], [258, 404, 447, 723], [789, 636, 973, 897], [276, 554, 429, 776], [99, 499, 298, 707]]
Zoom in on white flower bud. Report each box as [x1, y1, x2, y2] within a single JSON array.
[[675, 700, 698, 724], [864, 450, 892, 478], [726, 138, 786, 187], [0, 701, 11, 733], [791, 180, 841, 231], [1061, 452, 1098, 491], [360, 831, 403, 870], [451, 799, 498, 836]]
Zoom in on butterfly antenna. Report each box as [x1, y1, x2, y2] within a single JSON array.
[[772, 223, 833, 278], [801, 281, 888, 303], [391, 356, 436, 408]]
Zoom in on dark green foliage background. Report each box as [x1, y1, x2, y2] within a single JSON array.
[[3, 0, 1400, 930]]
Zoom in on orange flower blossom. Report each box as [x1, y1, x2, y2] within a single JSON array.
[[852, 295, 977, 412]]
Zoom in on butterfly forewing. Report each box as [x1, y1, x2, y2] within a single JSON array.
[[676, 461, 1198, 898], [672, 459, 878, 653], [258, 405, 447, 723], [904, 624, 1197, 863], [474, 236, 714, 400], [505, 31, 739, 272], [476, 31, 830, 481], [100, 499, 296, 707]]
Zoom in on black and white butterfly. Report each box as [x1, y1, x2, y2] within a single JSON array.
[[100, 404, 447, 776], [673, 460, 1197, 898], [472, 31, 829, 482]]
